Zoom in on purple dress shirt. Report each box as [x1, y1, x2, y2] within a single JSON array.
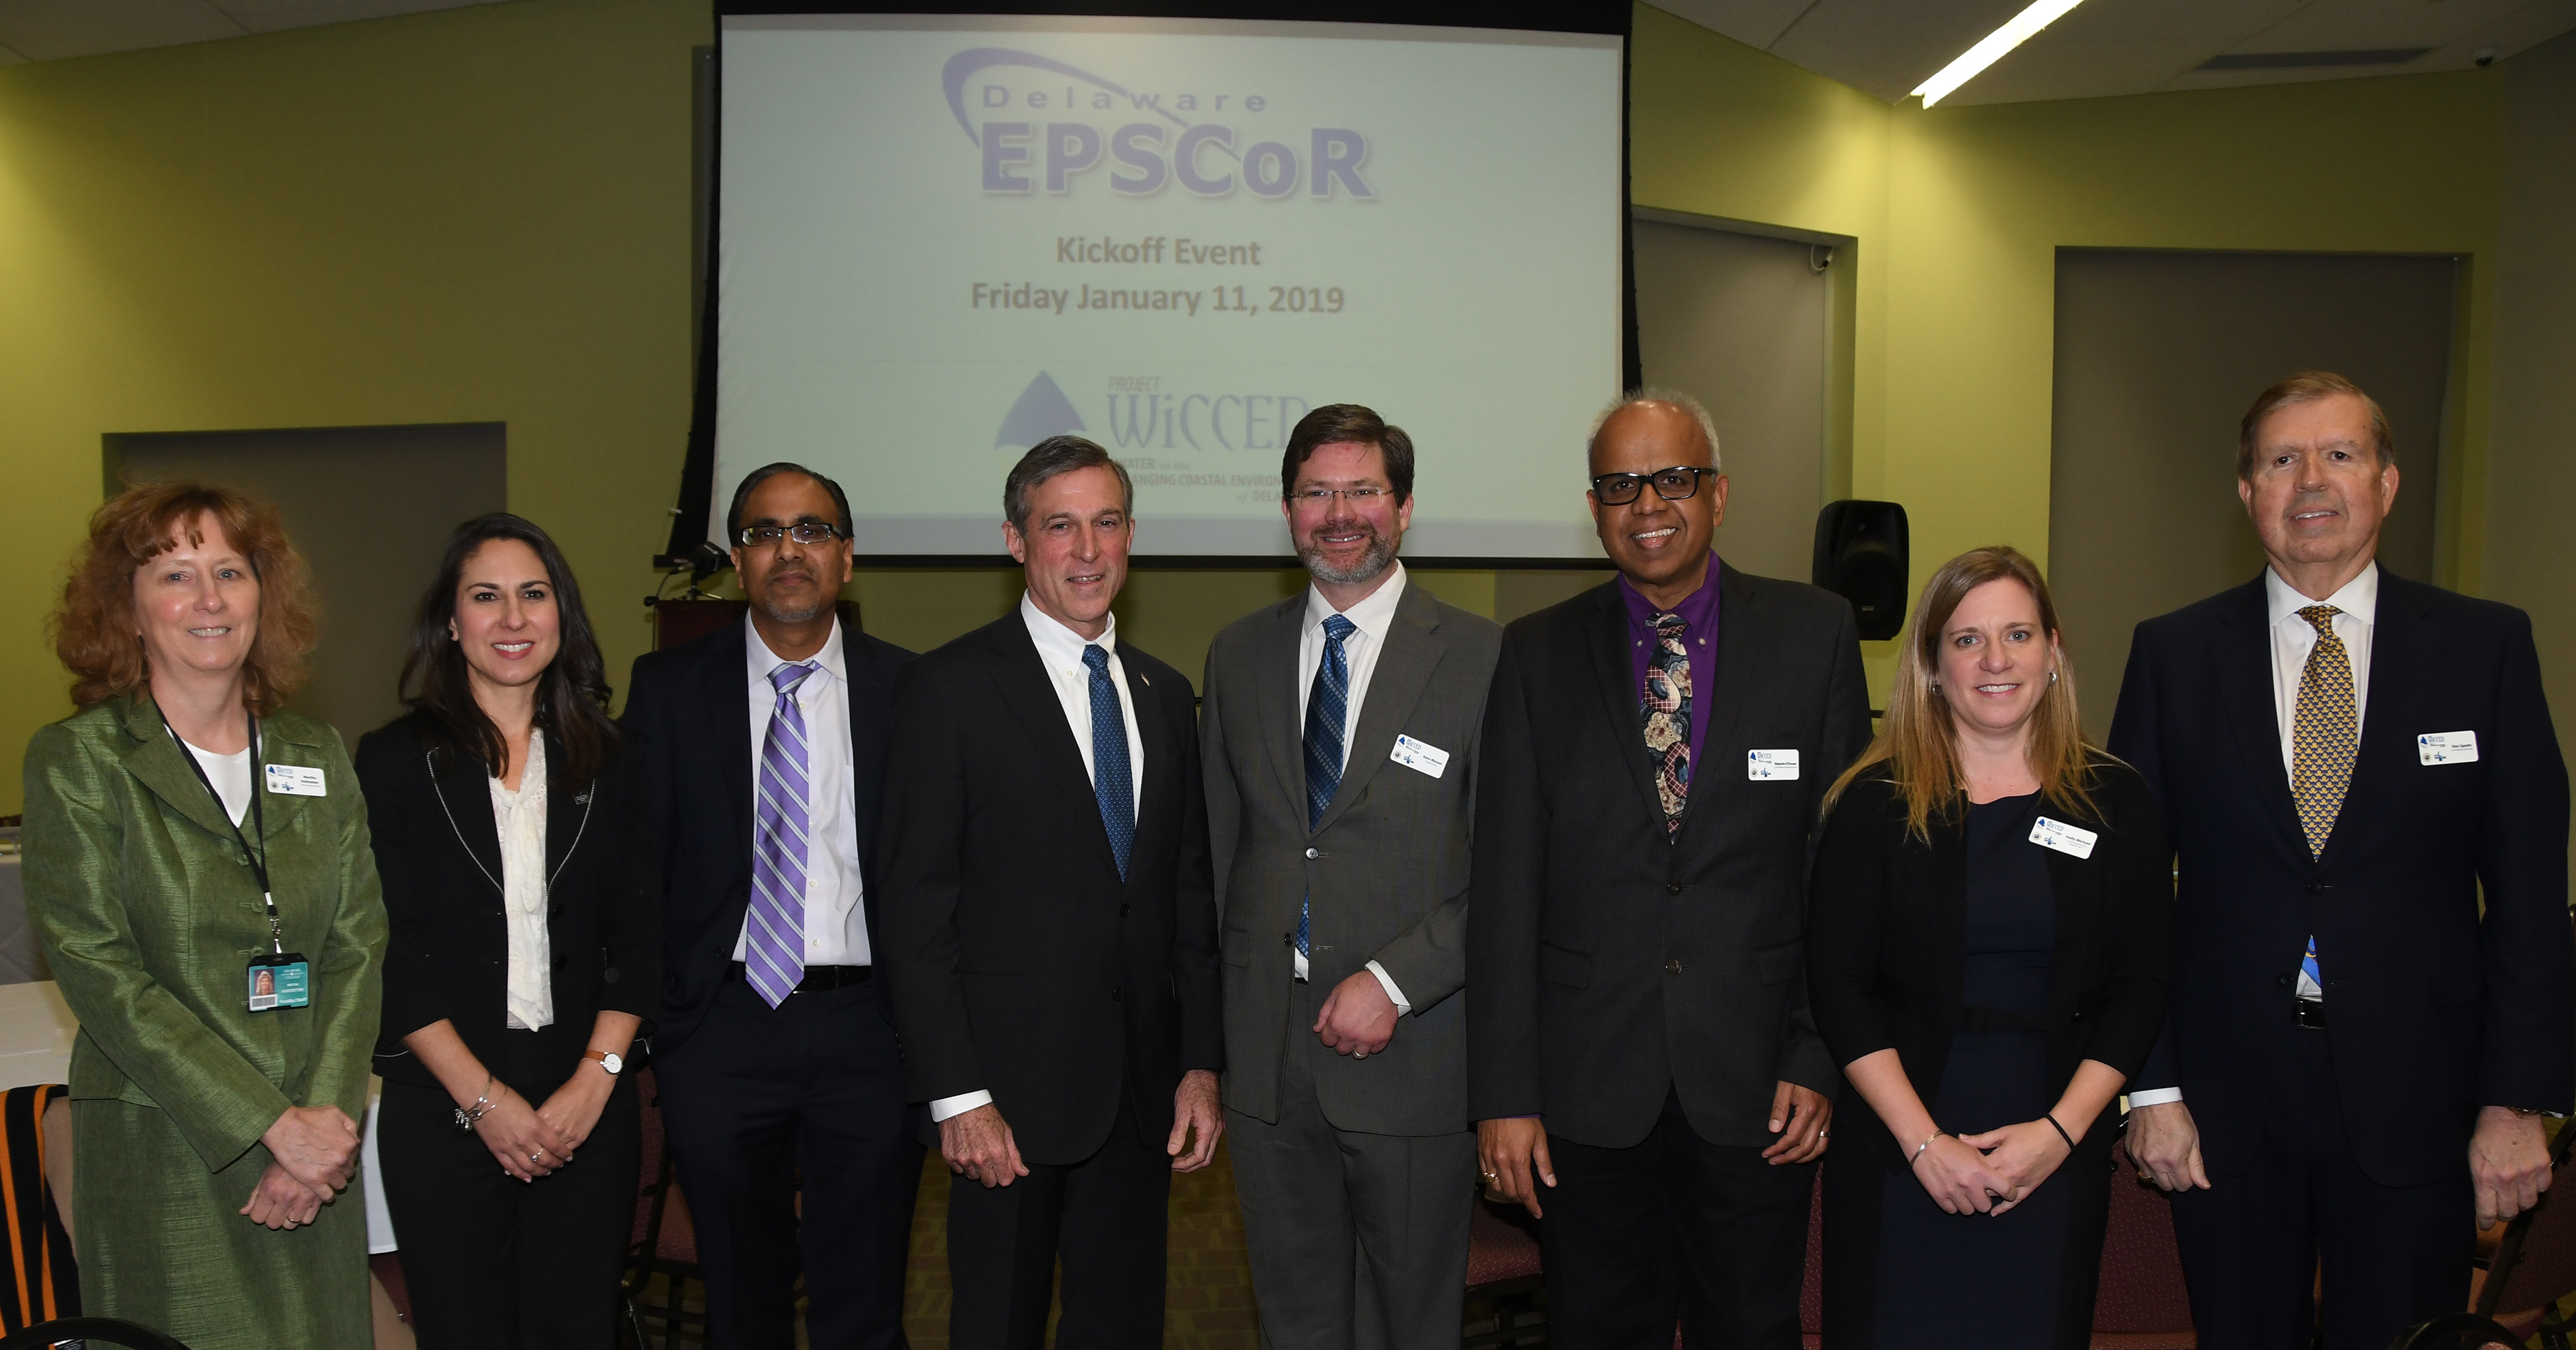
[[1618, 554, 1722, 779]]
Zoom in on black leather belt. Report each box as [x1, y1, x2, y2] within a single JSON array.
[[2293, 998, 2327, 1029], [1960, 1005, 2051, 1033], [726, 961, 872, 992]]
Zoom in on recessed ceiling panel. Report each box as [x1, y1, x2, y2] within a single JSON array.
[[1765, 0, 2036, 100], [0, 0, 244, 63]]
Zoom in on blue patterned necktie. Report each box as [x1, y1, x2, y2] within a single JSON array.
[[1299, 614, 1357, 960], [2292, 604, 2356, 996], [747, 660, 817, 1008], [1082, 645, 1136, 880]]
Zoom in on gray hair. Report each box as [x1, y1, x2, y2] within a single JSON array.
[[1586, 387, 1723, 472], [1004, 434, 1135, 532]]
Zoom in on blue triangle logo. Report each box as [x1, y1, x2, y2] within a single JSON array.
[[996, 371, 1085, 448]]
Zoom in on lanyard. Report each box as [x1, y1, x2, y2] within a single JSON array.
[[163, 705, 286, 955]]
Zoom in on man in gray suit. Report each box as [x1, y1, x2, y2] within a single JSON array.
[[1202, 403, 1506, 1350]]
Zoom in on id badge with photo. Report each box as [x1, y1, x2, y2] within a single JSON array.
[[247, 952, 312, 1012]]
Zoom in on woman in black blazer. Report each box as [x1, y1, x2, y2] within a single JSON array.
[[355, 513, 659, 1349], [1807, 546, 2172, 1350]]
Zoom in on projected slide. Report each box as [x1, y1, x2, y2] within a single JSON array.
[[718, 15, 1624, 557]]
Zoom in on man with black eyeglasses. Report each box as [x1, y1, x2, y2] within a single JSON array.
[[1468, 390, 1870, 1349], [623, 462, 923, 1348]]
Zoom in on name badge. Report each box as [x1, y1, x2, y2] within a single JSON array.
[[247, 953, 311, 1012], [2418, 731, 2480, 765], [2030, 816, 2098, 860], [1747, 749, 1801, 781], [1390, 734, 1449, 779], [265, 763, 326, 797]]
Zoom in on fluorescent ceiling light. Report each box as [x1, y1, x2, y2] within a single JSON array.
[[1912, 0, 2092, 108]]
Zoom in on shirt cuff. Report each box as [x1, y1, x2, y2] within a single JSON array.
[[1364, 960, 1413, 1015], [929, 1090, 994, 1122], [2127, 1087, 2185, 1107]]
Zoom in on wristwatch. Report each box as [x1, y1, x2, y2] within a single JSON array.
[[583, 1049, 625, 1077]]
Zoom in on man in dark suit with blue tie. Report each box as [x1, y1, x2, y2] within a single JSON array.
[[876, 435, 1225, 1350], [2111, 371, 2573, 1350], [622, 463, 922, 1347]]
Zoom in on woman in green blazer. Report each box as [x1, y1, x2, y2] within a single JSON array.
[[20, 483, 387, 1349]]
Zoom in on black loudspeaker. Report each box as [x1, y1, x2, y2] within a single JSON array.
[[1812, 500, 1910, 641]]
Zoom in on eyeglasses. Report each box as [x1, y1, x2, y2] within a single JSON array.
[[736, 521, 845, 547], [1289, 487, 1394, 507], [1591, 466, 1718, 505]]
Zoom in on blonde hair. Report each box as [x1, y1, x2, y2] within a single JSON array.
[[1824, 546, 2099, 839]]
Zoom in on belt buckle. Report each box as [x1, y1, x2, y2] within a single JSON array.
[[2292, 998, 2327, 1029]]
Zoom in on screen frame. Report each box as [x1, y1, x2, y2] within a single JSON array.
[[665, 0, 1641, 570]]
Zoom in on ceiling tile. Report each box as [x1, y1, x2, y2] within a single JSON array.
[[212, 0, 508, 37], [1642, 0, 1826, 52], [0, 42, 24, 65], [2220, 0, 2535, 53], [0, 0, 244, 62], [1941, 0, 2309, 104]]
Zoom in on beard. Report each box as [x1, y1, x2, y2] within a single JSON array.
[[1298, 521, 1400, 587], [753, 567, 831, 624]]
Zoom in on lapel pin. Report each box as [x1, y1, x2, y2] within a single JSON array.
[[1140, 672, 1151, 686]]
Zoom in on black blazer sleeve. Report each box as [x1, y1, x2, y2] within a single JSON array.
[[1465, 636, 1546, 1121], [2085, 765, 2175, 1079], [595, 740, 663, 1023], [876, 658, 986, 1104], [355, 723, 449, 1047], [2107, 628, 2182, 1093], [1168, 691, 1225, 1075], [2474, 610, 2575, 1111], [1805, 775, 1898, 1071]]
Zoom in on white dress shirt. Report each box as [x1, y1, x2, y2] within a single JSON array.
[[493, 735, 553, 1031], [2130, 562, 2379, 1109], [929, 595, 1147, 1124], [732, 615, 874, 969], [1291, 566, 1414, 1012]]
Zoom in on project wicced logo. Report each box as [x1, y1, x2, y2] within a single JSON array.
[[942, 48, 1375, 200]]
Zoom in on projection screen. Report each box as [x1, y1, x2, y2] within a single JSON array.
[[716, 13, 1626, 558]]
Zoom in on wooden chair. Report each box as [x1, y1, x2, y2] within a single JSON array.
[[2462, 1120, 2576, 1349], [622, 1064, 708, 1349], [1462, 1196, 1543, 1349], [2091, 1138, 2197, 1348]]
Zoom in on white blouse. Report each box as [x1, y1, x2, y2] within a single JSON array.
[[492, 736, 552, 1031]]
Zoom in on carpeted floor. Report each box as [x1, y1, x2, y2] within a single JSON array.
[[899, 1138, 1262, 1349]]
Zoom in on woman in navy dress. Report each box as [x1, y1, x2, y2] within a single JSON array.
[[1807, 546, 2174, 1349]]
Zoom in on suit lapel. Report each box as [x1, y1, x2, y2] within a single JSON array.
[[428, 742, 506, 895], [986, 620, 1125, 880], [1252, 598, 1310, 818], [2214, 577, 2307, 859], [1583, 582, 1667, 828], [1671, 563, 1752, 851], [116, 697, 238, 844], [2319, 570, 2431, 866], [1312, 583, 1444, 837], [1126, 657, 1171, 889], [542, 728, 596, 896], [709, 623, 756, 864]]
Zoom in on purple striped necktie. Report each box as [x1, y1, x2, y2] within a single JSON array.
[[748, 660, 818, 1008]]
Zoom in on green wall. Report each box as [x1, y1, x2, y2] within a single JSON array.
[[0, 0, 2559, 814]]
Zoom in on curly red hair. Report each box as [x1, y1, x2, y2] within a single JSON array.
[[50, 482, 319, 714]]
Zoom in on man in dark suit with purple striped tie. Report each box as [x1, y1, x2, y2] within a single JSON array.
[[877, 435, 1225, 1350], [624, 463, 922, 1348]]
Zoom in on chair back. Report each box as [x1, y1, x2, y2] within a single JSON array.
[[630, 1064, 667, 1255], [0, 1316, 189, 1349], [2092, 1139, 2196, 1338], [0, 1086, 75, 1336], [2472, 1122, 2576, 1322]]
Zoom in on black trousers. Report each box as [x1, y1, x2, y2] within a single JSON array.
[[1540, 1091, 1815, 1350], [947, 1083, 1171, 1350], [377, 1043, 641, 1350], [2172, 1029, 2472, 1350], [657, 975, 924, 1350]]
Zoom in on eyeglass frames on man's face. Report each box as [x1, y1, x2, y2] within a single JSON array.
[[1288, 487, 1394, 507], [1591, 466, 1716, 505], [736, 521, 845, 547]]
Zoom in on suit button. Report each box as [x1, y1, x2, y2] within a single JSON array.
[[1112, 988, 1124, 1002], [2307, 882, 2331, 893], [1305, 847, 1320, 860], [2277, 973, 2294, 988], [1665, 883, 1683, 896], [1120, 903, 1131, 918], [1665, 959, 1683, 975], [1283, 932, 1295, 946], [552, 953, 567, 973]]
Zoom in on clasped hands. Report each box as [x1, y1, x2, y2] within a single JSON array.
[[242, 1105, 359, 1231], [468, 1067, 619, 1185], [940, 1068, 1225, 1188], [1912, 1118, 2073, 1217]]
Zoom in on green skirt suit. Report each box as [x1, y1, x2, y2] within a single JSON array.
[[20, 697, 387, 1349]]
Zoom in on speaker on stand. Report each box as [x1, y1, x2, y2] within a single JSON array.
[[1812, 500, 1910, 641]]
